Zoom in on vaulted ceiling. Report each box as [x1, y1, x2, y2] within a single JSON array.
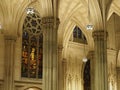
[[0, 0, 120, 50]]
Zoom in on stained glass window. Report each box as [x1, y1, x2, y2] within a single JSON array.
[[21, 12, 43, 79], [73, 26, 87, 44]]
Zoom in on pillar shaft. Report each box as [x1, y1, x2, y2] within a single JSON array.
[[42, 17, 60, 90], [117, 67, 120, 90], [58, 45, 64, 90], [4, 36, 16, 90], [62, 58, 67, 90], [92, 30, 108, 90]]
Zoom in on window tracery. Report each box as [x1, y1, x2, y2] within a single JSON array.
[[73, 26, 87, 44], [21, 12, 43, 79]]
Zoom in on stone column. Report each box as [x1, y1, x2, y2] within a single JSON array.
[[42, 17, 60, 90], [58, 45, 63, 90], [4, 35, 16, 90], [117, 67, 120, 90], [92, 30, 108, 90], [62, 58, 67, 90], [88, 51, 94, 90]]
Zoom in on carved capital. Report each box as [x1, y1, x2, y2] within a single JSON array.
[[92, 30, 108, 40], [117, 67, 120, 72], [41, 17, 60, 30], [4, 35, 17, 41], [87, 51, 94, 59], [58, 45, 63, 52], [62, 58, 67, 63]]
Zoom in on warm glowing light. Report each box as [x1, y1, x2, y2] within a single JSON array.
[[26, 7, 34, 14], [82, 57, 88, 62]]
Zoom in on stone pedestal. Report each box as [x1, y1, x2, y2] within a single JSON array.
[[4, 36, 16, 90], [42, 17, 60, 90], [92, 30, 108, 90]]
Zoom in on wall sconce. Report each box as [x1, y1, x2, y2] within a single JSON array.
[[26, 7, 35, 14], [86, 24, 93, 30], [26, 0, 35, 14]]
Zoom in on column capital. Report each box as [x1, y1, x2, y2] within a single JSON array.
[[4, 35, 17, 41], [87, 51, 94, 59], [116, 67, 120, 72], [41, 17, 60, 30], [92, 30, 108, 40], [62, 58, 67, 63], [58, 45, 63, 51]]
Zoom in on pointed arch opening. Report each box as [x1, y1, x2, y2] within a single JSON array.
[[21, 11, 43, 79], [69, 26, 87, 44], [83, 60, 91, 90]]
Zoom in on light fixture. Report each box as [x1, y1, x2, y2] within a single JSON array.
[[86, 0, 93, 30], [86, 24, 93, 30], [26, 7, 34, 14], [26, 0, 35, 14], [83, 57, 88, 62]]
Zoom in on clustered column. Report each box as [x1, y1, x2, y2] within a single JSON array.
[[42, 17, 60, 90], [92, 30, 108, 90], [4, 35, 16, 90]]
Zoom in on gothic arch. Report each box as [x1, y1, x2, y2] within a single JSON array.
[[18, 5, 42, 37]]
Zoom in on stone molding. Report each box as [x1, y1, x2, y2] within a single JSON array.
[[62, 58, 67, 63], [92, 30, 108, 40], [4, 35, 17, 41], [116, 67, 120, 72], [87, 51, 94, 59], [41, 17, 60, 29], [58, 45, 63, 52]]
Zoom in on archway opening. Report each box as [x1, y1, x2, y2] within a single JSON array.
[[83, 60, 91, 90]]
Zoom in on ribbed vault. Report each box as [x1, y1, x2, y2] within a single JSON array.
[[0, 0, 120, 51]]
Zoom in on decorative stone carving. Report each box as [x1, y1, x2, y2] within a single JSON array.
[[42, 17, 60, 90], [92, 30, 108, 90], [41, 17, 60, 30], [92, 30, 108, 40], [87, 51, 94, 59], [4, 35, 17, 41]]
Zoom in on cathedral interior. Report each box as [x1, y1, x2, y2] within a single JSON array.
[[0, 0, 120, 90]]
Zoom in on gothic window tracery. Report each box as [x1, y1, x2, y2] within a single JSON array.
[[73, 26, 87, 44], [21, 11, 43, 79]]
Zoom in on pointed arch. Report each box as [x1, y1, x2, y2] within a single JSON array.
[[21, 11, 43, 79]]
